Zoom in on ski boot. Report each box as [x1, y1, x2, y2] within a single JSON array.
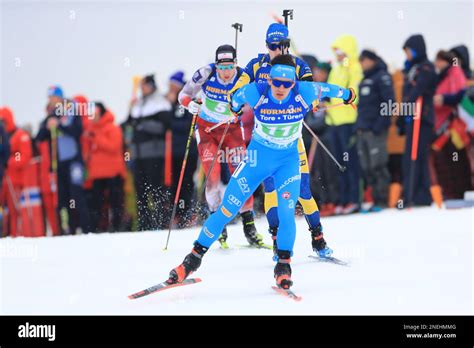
[[217, 227, 229, 249], [268, 226, 279, 261], [310, 223, 333, 259], [274, 250, 293, 289], [241, 211, 264, 247], [167, 242, 208, 284]]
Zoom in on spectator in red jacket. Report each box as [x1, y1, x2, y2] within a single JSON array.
[[87, 102, 126, 232], [0, 107, 33, 237], [432, 50, 471, 199]]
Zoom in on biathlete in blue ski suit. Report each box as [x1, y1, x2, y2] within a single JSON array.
[[231, 23, 333, 259], [168, 55, 356, 290]]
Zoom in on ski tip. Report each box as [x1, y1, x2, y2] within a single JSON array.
[[128, 293, 141, 300], [271, 286, 303, 301]]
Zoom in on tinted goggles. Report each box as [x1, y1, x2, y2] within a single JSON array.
[[216, 64, 235, 70], [266, 42, 281, 51], [271, 79, 294, 88]]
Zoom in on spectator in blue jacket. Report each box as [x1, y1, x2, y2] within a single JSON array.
[[398, 34, 437, 206], [36, 86, 91, 234], [356, 50, 394, 210], [0, 121, 10, 186], [166, 71, 198, 228]]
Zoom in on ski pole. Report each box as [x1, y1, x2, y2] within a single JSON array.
[[164, 112, 198, 250], [50, 124, 61, 232], [5, 175, 22, 235], [407, 96, 423, 207], [204, 117, 236, 133], [302, 121, 346, 172], [313, 101, 356, 113], [202, 120, 231, 194]]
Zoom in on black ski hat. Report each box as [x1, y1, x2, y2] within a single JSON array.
[[143, 74, 156, 89], [403, 34, 427, 60], [300, 54, 319, 70], [215, 44, 236, 64], [93, 101, 106, 117], [360, 49, 378, 61]]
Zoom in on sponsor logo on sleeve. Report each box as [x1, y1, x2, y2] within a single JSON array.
[[192, 70, 202, 83], [237, 177, 250, 194], [220, 206, 232, 217], [227, 194, 242, 207], [203, 226, 214, 238]]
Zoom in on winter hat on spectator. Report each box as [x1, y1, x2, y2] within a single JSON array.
[[93, 102, 107, 117], [48, 85, 64, 98], [169, 71, 186, 87], [359, 49, 379, 61], [0, 106, 16, 133], [316, 61, 332, 73], [301, 54, 318, 70], [143, 74, 156, 89], [436, 50, 456, 64]]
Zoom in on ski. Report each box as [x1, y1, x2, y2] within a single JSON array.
[[236, 243, 272, 250], [128, 278, 202, 300], [308, 255, 349, 266], [272, 286, 302, 301]]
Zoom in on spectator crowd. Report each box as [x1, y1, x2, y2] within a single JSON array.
[[1, 32, 473, 237]]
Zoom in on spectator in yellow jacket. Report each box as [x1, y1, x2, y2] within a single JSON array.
[[326, 34, 363, 214]]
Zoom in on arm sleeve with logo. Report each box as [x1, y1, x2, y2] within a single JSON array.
[[178, 65, 212, 106], [298, 82, 350, 106]]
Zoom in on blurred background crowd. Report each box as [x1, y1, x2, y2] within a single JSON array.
[[1, 33, 473, 237]]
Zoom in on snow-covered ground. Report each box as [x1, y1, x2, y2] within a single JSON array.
[[0, 207, 472, 315]]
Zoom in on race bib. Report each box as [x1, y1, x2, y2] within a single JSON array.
[[254, 119, 302, 146]]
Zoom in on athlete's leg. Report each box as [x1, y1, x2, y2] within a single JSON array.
[[297, 139, 332, 256], [297, 139, 320, 228], [272, 147, 301, 289], [197, 141, 273, 248], [223, 123, 255, 213], [221, 123, 262, 245], [195, 122, 221, 212], [273, 153, 301, 253], [263, 177, 279, 229]]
